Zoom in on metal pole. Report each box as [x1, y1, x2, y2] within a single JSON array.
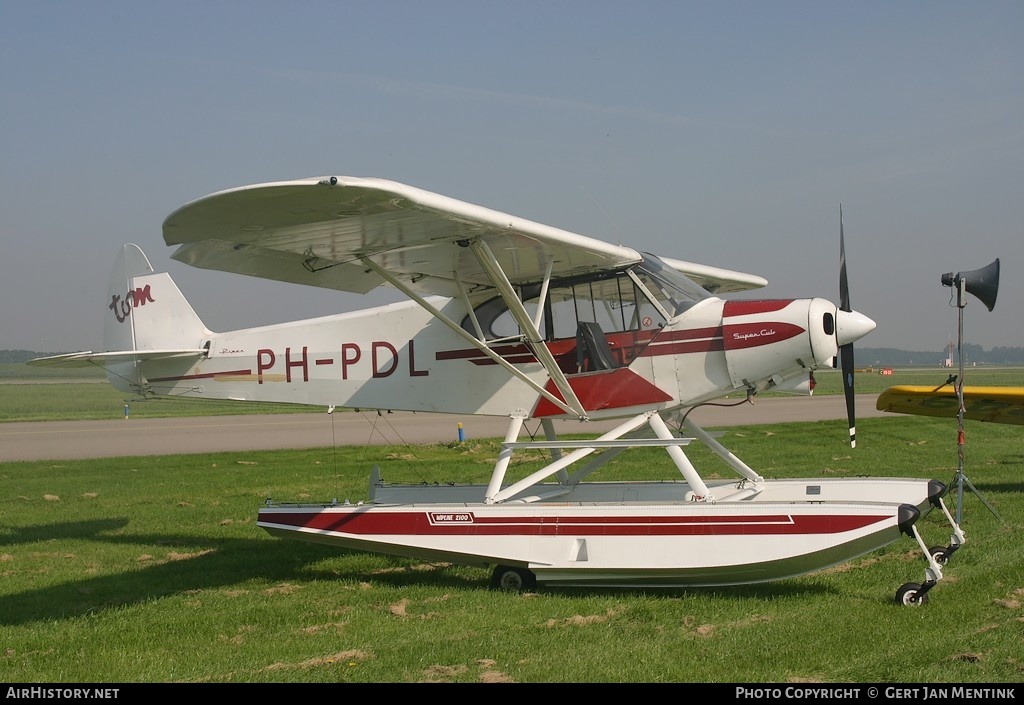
[[955, 281, 966, 526]]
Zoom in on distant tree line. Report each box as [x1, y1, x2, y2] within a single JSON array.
[[860, 345, 1024, 366], [2, 350, 52, 363], [6, 346, 1024, 366]]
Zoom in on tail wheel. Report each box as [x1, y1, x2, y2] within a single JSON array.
[[490, 565, 537, 592], [896, 582, 929, 606]]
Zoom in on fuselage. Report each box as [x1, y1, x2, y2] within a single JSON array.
[[115, 284, 869, 420]]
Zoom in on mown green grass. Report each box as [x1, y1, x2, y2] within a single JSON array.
[[2, 416, 1022, 683]]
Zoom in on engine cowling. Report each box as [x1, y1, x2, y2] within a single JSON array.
[[721, 298, 874, 390]]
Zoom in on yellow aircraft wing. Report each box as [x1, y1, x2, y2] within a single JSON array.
[[876, 385, 1024, 426]]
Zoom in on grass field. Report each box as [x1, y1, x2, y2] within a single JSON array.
[[2, 363, 1023, 683]]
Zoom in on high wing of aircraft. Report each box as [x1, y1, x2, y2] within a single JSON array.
[[30, 175, 964, 605], [877, 384, 1024, 425]]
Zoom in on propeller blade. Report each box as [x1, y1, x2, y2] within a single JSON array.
[[841, 342, 856, 448], [839, 207, 850, 312], [839, 206, 856, 448]]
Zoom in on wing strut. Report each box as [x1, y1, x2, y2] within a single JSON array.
[[359, 256, 582, 418]]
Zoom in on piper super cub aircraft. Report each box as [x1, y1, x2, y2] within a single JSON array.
[[31, 175, 965, 605]]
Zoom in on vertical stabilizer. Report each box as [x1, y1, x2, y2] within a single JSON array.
[[104, 243, 211, 393]]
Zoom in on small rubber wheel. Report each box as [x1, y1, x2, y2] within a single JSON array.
[[896, 582, 929, 606], [490, 565, 537, 592], [929, 545, 949, 565]]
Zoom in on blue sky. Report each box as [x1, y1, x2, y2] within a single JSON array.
[[2, 1, 1021, 356]]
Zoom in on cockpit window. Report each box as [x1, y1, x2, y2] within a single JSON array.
[[464, 254, 709, 342]]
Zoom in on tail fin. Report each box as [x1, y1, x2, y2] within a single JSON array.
[[29, 244, 210, 395], [106, 243, 210, 353], [102, 243, 210, 392]]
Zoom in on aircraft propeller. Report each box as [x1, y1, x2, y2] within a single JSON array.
[[837, 206, 857, 448]]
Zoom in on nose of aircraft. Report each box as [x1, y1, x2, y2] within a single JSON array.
[[835, 308, 876, 347]]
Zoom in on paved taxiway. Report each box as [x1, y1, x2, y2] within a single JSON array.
[[1, 394, 888, 462]]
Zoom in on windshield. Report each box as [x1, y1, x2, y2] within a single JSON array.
[[633, 253, 711, 317]]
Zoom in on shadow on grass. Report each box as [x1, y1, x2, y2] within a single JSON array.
[[0, 517, 131, 545], [523, 581, 836, 602], [0, 517, 486, 626], [0, 516, 840, 625], [958, 480, 1024, 494]]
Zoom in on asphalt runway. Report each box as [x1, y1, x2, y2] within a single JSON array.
[[1, 394, 888, 462]]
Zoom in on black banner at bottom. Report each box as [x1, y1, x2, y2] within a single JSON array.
[[2, 684, 1020, 699]]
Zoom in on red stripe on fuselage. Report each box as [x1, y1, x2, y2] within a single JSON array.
[[149, 368, 252, 382], [724, 300, 794, 316], [435, 343, 532, 361], [260, 509, 888, 537], [638, 326, 724, 356]]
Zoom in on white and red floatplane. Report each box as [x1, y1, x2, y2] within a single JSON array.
[[32, 175, 964, 604]]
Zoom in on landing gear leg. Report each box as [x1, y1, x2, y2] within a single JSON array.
[[896, 523, 944, 607], [932, 494, 967, 563]]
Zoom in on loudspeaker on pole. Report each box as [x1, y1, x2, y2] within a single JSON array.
[[941, 258, 1000, 311]]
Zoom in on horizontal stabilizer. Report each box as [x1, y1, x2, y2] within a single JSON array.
[[28, 349, 207, 368]]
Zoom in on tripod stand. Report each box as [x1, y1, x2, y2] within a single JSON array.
[[949, 278, 1002, 525]]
